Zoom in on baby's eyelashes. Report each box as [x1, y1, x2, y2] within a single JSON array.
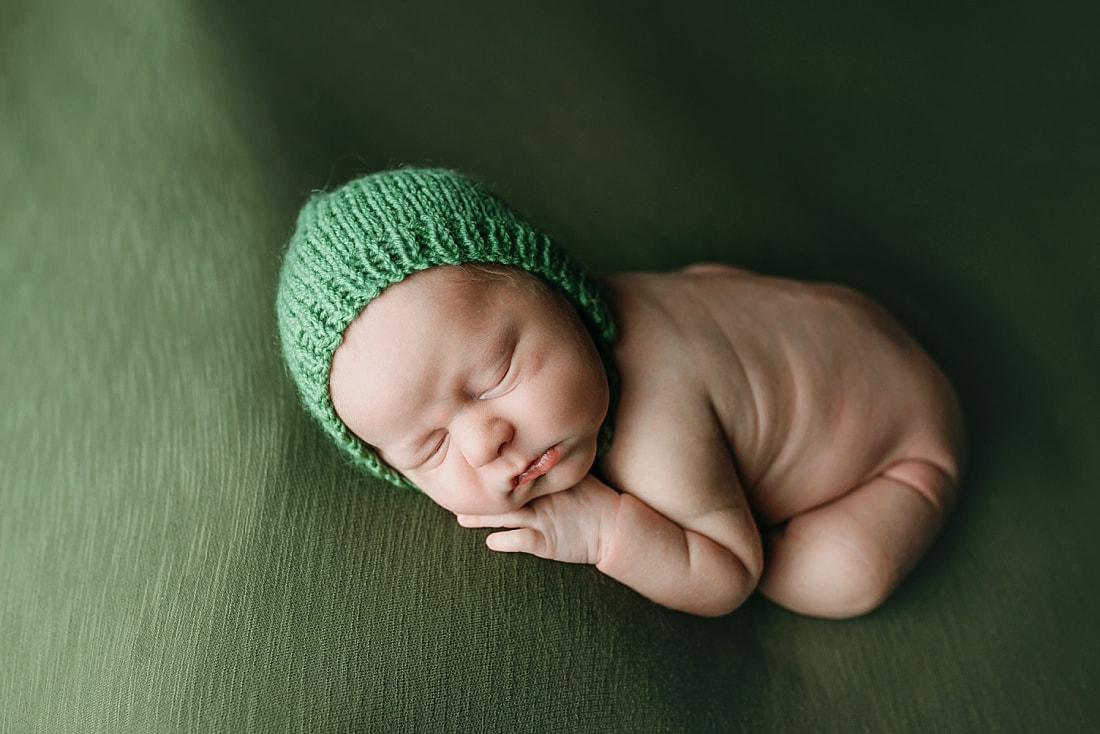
[[404, 431, 448, 471], [477, 350, 518, 400], [428, 433, 447, 456]]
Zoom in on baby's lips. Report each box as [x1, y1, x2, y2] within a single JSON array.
[[513, 444, 562, 489]]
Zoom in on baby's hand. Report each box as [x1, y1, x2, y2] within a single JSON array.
[[456, 475, 621, 565]]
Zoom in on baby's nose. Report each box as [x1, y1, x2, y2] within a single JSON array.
[[456, 411, 514, 468]]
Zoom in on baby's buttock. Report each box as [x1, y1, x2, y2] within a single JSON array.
[[746, 385, 960, 526], [696, 275, 964, 525]]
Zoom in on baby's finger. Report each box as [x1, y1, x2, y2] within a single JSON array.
[[486, 528, 547, 556], [455, 509, 533, 529]]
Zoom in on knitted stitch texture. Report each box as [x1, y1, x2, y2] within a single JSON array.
[[276, 167, 619, 488]]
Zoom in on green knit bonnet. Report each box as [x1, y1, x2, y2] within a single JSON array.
[[276, 167, 619, 488]]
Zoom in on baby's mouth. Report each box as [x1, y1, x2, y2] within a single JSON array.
[[512, 444, 562, 490]]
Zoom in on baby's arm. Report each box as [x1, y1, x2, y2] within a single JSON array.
[[595, 387, 764, 616], [458, 389, 763, 617]]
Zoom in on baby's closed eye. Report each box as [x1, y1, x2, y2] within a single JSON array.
[[403, 430, 448, 471], [477, 346, 518, 399], [426, 432, 449, 459]]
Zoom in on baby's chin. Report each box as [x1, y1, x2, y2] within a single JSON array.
[[547, 444, 595, 492]]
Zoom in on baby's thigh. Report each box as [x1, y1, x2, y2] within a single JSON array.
[[757, 460, 955, 618]]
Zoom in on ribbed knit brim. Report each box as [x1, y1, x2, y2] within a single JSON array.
[[276, 167, 619, 488]]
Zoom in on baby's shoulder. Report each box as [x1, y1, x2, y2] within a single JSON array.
[[595, 266, 751, 510], [598, 271, 690, 361], [597, 266, 737, 448], [598, 264, 756, 369]]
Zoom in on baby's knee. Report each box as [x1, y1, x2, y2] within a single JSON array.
[[809, 537, 898, 618], [762, 527, 899, 619]]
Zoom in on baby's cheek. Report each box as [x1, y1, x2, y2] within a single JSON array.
[[417, 474, 500, 517], [550, 351, 607, 423], [572, 369, 607, 416]]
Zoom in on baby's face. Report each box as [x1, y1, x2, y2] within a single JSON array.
[[329, 266, 609, 515]]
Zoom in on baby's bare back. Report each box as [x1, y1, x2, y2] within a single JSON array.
[[600, 264, 965, 526]]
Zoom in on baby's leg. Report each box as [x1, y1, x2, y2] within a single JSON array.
[[757, 459, 957, 619]]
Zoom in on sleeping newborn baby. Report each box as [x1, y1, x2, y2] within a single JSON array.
[[277, 168, 966, 618]]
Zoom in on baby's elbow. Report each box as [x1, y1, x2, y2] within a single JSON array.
[[690, 593, 744, 618], [680, 545, 760, 617], [679, 578, 753, 617]]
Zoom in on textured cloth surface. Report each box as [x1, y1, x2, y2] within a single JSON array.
[[2, 0, 1098, 732]]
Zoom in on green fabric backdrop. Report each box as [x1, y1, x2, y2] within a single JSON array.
[[3, 0, 1098, 731]]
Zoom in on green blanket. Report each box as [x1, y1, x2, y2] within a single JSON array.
[[3, 0, 1098, 731]]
